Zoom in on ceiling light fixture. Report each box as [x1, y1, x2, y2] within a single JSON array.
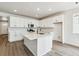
[[37, 8, 40, 11], [13, 10, 17, 12], [36, 14, 38, 17], [48, 8, 52, 11]]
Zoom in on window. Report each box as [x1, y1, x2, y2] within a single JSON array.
[[73, 13, 79, 33]]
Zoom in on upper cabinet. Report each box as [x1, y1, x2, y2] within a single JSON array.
[[53, 15, 64, 23], [9, 16, 17, 27], [40, 14, 64, 27], [40, 18, 55, 27], [9, 16, 24, 27], [9, 16, 39, 27], [9, 14, 64, 28], [57, 15, 64, 22]]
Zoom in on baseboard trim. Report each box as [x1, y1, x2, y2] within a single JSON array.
[[53, 40, 79, 48], [8, 39, 23, 43], [3, 34, 8, 35], [53, 40, 62, 43], [64, 42, 79, 48]]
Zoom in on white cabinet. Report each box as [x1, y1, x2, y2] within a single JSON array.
[[8, 29, 23, 42], [8, 30, 17, 42], [40, 15, 64, 27], [8, 16, 39, 42], [17, 18, 25, 27], [24, 32, 54, 56], [13, 17, 20, 27], [57, 15, 64, 22], [40, 18, 54, 27], [9, 16, 17, 27], [8, 31, 16, 42], [9, 16, 39, 28], [53, 15, 64, 23], [9, 16, 25, 27], [24, 19, 28, 27]]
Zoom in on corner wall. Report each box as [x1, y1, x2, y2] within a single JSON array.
[[64, 7, 79, 47]]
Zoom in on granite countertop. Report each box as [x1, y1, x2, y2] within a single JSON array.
[[23, 32, 50, 40]]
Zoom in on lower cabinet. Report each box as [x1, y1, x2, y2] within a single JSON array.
[[24, 33, 53, 56], [8, 30, 23, 42], [24, 37, 37, 55]]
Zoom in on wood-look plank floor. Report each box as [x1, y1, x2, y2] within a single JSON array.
[[0, 35, 33, 56], [48, 40, 79, 56], [1, 35, 79, 56], [44, 40, 79, 56]]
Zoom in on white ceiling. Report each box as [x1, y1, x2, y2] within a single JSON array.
[[0, 2, 79, 19]]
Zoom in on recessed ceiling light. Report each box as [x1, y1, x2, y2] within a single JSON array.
[[48, 8, 52, 11], [37, 8, 40, 11], [13, 10, 17, 12], [36, 14, 38, 17]]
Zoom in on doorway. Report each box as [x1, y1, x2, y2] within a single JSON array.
[[0, 16, 8, 35], [53, 22, 63, 43], [0, 22, 8, 35]]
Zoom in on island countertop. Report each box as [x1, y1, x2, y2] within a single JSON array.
[[23, 32, 54, 56], [23, 32, 50, 40]]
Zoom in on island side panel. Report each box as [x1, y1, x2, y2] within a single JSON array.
[[24, 37, 37, 56], [37, 34, 53, 56]]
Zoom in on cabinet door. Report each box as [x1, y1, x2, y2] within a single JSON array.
[[8, 29, 24, 42], [21, 18, 25, 27], [38, 35, 52, 56], [15, 32, 23, 41], [10, 16, 25, 27], [14, 17, 19, 27], [8, 31, 16, 42], [16, 18, 24, 27], [9, 16, 17, 27], [14, 17, 23, 27], [24, 19, 28, 27]]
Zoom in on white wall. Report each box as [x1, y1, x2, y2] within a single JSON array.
[[40, 7, 79, 47], [41, 14, 64, 42], [63, 8, 79, 47]]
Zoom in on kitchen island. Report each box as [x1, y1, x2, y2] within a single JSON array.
[[23, 32, 53, 56]]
